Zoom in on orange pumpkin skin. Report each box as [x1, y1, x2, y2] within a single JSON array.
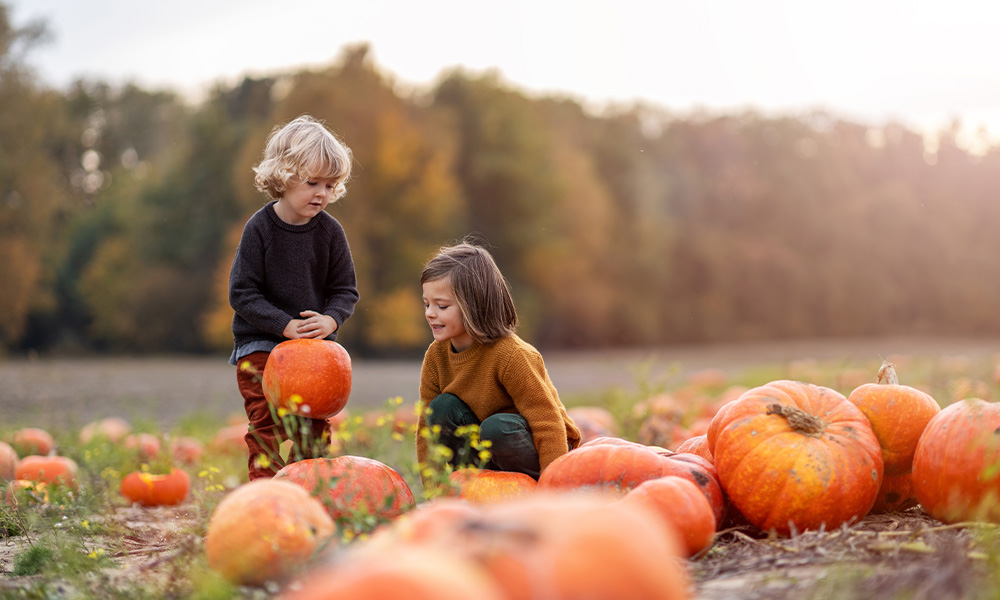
[[169, 436, 205, 465], [262, 339, 352, 419], [537, 440, 666, 495], [912, 399, 1000, 523], [654, 450, 726, 526], [280, 546, 505, 600], [675, 434, 713, 463], [618, 476, 716, 557], [79, 417, 132, 444], [0, 442, 17, 480], [848, 362, 941, 475], [11, 428, 54, 457], [14, 455, 78, 487], [438, 493, 690, 600], [708, 380, 883, 535], [205, 479, 335, 586], [870, 472, 919, 514], [447, 469, 537, 503], [120, 468, 190, 506], [124, 433, 162, 460], [275, 456, 415, 524]]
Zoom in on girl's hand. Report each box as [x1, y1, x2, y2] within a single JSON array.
[[283, 311, 337, 339]]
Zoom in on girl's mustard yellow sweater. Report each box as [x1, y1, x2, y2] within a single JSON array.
[[416, 334, 581, 474]]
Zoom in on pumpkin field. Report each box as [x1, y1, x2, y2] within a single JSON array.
[[2, 338, 1000, 599]]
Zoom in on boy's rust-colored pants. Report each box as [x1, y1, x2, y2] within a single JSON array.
[[236, 351, 330, 480]]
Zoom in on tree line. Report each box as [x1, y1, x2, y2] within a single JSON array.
[[3, 5, 1000, 358]]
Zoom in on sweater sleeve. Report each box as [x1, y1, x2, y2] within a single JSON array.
[[321, 218, 360, 330], [229, 218, 292, 337], [499, 345, 572, 472]]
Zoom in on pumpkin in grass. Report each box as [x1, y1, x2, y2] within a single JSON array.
[[79, 417, 132, 444], [261, 338, 352, 419], [0, 441, 17, 480], [275, 456, 415, 525], [618, 475, 716, 557], [10, 428, 54, 457], [169, 436, 204, 465], [848, 361, 941, 475], [205, 479, 335, 586], [653, 449, 726, 526], [708, 379, 883, 535], [124, 433, 162, 460], [121, 468, 190, 506], [447, 468, 536, 503], [566, 406, 620, 443], [870, 472, 919, 514], [14, 455, 78, 487], [912, 398, 1000, 523], [4, 480, 50, 507], [538, 438, 665, 495]]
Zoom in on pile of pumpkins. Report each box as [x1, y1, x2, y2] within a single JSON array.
[[199, 352, 1000, 598]]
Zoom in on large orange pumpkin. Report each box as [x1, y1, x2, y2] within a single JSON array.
[[912, 398, 1000, 523], [262, 338, 352, 419], [279, 546, 505, 600], [424, 493, 691, 600], [275, 456, 415, 525], [708, 380, 883, 535], [847, 361, 941, 475], [14, 455, 78, 487], [618, 475, 716, 557], [204, 479, 335, 586], [653, 449, 726, 526], [120, 468, 190, 506], [447, 468, 537, 503]]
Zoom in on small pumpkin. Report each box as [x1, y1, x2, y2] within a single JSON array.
[[0, 441, 17, 480], [79, 417, 132, 444], [618, 475, 717, 557], [848, 361, 941, 475], [14, 455, 78, 487], [447, 468, 537, 503], [169, 436, 205, 465], [275, 456, 415, 525], [912, 398, 1000, 523], [261, 338, 352, 419], [124, 433, 162, 460], [10, 428, 54, 457], [708, 379, 883, 535], [204, 479, 335, 586], [121, 468, 191, 506], [674, 434, 713, 463], [210, 423, 248, 455], [566, 406, 620, 443], [653, 449, 726, 525], [870, 472, 919, 514]]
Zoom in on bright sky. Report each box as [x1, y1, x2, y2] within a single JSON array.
[[9, 0, 1000, 148]]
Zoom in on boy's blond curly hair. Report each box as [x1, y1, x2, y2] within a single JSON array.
[[253, 115, 353, 201]]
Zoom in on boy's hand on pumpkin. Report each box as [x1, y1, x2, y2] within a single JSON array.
[[295, 310, 337, 339]]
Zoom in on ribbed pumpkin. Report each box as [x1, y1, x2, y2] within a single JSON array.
[[205, 479, 335, 586], [0, 442, 16, 480], [912, 398, 1000, 523], [847, 361, 940, 475], [653, 449, 726, 525], [10, 428, 54, 457], [14, 455, 78, 487], [121, 468, 190, 506], [618, 475, 716, 557], [262, 338, 352, 419], [675, 434, 713, 462], [275, 456, 415, 525], [447, 468, 537, 503], [708, 380, 883, 535]]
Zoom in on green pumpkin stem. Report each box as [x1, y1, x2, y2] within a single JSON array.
[[876, 360, 899, 385], [766, 403, 826, 436]]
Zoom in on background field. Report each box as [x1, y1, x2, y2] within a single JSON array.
[[4, 335, 998, 430]]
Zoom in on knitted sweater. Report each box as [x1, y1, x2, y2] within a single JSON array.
[[228, 201, 359, 364], [416, 334, 581, 473]]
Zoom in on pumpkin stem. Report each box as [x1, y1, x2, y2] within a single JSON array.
[[876, 360, 899, 385], [766, 403, 826, 436]]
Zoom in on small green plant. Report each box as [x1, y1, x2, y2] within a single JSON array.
[[12, 544, 55, 576]]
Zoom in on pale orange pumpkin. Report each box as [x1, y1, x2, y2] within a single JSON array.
[[204, 479, 335, 586], [14, 455, 78, 487], [0, 441, 17, 480], [79, 417, 132, 444], [10, 428, 54, 457], [618, 475, 716, 557], [124, 433, 162, 460], [262, 338, 352, 419]]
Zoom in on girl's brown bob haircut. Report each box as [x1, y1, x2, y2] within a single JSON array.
[[253, 114, 353, 201], [421, 241, 517, 345]]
